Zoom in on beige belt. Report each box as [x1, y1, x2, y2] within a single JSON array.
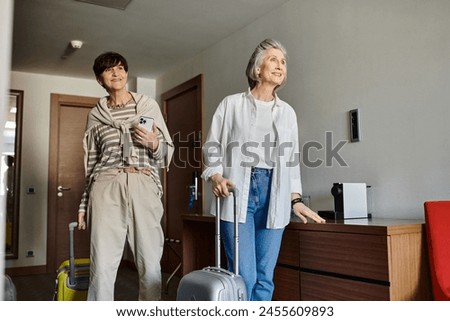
[[118, 167, 151, 176]]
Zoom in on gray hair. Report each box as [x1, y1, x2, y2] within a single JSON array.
[[245, 39, 288, 91]]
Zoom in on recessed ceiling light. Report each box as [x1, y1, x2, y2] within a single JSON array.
[[75, 0, 132, 10], [70, 40, 83, 49]]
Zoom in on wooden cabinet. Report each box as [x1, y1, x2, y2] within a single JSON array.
[[273, 218, 432, 301], [182, 215, 432, 300]]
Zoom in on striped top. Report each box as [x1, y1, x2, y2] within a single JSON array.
[[78, 101, 168, 213]]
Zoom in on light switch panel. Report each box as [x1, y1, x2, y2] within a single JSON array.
[[349, 108, 360, 142]]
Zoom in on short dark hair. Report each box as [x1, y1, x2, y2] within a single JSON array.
[[92, 51, 128, 78]]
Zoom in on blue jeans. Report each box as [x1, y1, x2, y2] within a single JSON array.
[[221, 167, 284, 301]]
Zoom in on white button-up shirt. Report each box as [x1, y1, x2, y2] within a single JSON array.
[[202, 89, 303, 229]]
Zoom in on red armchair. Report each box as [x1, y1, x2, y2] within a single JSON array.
[[424, 201, 450, 300]]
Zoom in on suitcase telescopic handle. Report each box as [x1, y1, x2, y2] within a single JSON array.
[[215, 187, 239, 275], [68, 222, 78, 285]]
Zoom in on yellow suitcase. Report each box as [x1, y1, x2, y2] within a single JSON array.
[[53, 222, 90, 301]]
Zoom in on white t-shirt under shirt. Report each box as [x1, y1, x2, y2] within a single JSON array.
[[249, 98, 276, 169]]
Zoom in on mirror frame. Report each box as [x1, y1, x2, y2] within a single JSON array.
[[5, 89, 23, 259]]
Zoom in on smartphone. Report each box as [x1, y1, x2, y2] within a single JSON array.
[[139, 116, 154, 131]]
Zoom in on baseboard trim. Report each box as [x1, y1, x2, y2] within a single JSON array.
[[5, 259, 136, 277], [5, 265, 47, 277]]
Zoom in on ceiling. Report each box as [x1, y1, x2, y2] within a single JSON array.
[[11, 0, 290, 80]]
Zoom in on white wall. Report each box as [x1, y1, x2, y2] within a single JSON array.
[[137, 77, 156, 98], [157, 0, 450, 219]]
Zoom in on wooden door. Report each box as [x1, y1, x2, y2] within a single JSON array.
[[47, 94, 98, 272], [161, 74, 203, 275]]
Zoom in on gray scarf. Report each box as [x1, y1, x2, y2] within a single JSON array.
[[84, 92, 174, 168]]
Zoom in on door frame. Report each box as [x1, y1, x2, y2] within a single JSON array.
[[161, 74, 204, 225], [160, 74, 204, 276], [46, 93, 98, 272]]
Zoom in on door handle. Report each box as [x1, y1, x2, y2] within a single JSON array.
[[191, 171, 198, 201], [57, 185, 71, 192], [188, 171, 199, 209]]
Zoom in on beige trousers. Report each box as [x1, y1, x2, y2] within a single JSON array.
[[87, 169, 164, 301]]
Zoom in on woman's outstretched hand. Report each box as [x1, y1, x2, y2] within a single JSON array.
[[292, 202, 326, 224]]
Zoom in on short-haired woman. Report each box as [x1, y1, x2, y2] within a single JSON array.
[[77, 51, 174, 301]]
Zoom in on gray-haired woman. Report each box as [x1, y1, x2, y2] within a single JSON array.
[[202, 39, 325, 301]]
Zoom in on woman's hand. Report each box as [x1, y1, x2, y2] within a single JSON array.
[[292, 202, 326, 224], [134, 123, 159, 151], [210, 173, 235, 197], [78, 211, 87, 230]]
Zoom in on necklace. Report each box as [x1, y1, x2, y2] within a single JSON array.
[[107, 96, 134, 109]]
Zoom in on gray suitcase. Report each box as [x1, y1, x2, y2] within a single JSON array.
[[176, 188, 247, 301]]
